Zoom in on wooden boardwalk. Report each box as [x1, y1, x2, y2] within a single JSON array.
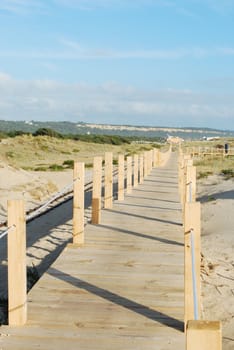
[[1, 153, 185, 350]]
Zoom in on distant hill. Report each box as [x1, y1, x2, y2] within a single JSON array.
[[0, 120, 233, 140]]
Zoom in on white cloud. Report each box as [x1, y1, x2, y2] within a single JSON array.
[[0, 72, 233, 129]]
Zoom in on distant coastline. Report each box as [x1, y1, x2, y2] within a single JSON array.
[[1, 120, 234, 140]]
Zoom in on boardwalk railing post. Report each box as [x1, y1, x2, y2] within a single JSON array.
[[104, 152, 113, 208], [186, 166, 196, 203], [118, 154, 125, 201], [139, 155, 144, 183], [133, 154, 139, 187], [92, 156, 102, 224], [184, 202, 201, 327], [73, 162, 84, 245], [149, 150, 153, 173], [153, 148, 159, 167], [7, 199, 27, 325], [126, 156, 132, 194], [144, 152, 148, 177], [158, 150, 161, 166], [186, 321, 222, 350]]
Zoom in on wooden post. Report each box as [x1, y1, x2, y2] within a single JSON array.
[[126, 156, 132, 194], [153, 148, 159, 167], [186, 166, 196, 203], [73, 162, 84, 245], [8, 200, 27, 325], [158, 150, 161, 166], [147, 151, 152, 173], [144, 152, 148, 177], [118, 154, 125, 201], [184, 202, 201, 327], [133, 154, 139, 187], [139, 155, 144, 183], [182, 157, 193, 207], [186, 321, 222, 350], [104, 152, 113, 208], [92, 156, 102, 224], [149, 150, 153, 173]]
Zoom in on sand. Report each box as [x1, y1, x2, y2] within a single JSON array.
[[0, 161, 233, 349], [197, 175, 234, 350]]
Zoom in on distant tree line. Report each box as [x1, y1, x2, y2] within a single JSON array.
[[0, 127, 165, 145]]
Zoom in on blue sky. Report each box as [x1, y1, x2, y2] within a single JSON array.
[[0, 0, 234, 129]]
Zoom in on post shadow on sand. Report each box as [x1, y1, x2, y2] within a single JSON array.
[[197, 189, 234, 202], [0, 188, 93, 303], [48, 267, 184, 332], [96, 223, 184, 247]]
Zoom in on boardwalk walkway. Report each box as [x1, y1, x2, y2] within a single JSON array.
[[1, 153, 185, 350]]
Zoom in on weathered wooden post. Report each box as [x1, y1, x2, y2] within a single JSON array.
[[186, 166, 196, 203], [186, 321, 222, 350], [149, 150, 153, 173], [133, 154, 139, 187], [158, 150, 161, 166], [118, 154, 125, 201], [73, 162, 84, 245], [184, 202, 201, 327], [144, 152, 148, 177], [153, 148, 159, 167], [104, 152, 113, 208], [126, 156, 132, 194], [181, 156, 192, 207], [139, 155, 144, 183], [8, 200, 27, 325], [92, 156, 102, 224]]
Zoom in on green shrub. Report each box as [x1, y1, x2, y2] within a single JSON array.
[[49, 164, 64, 171], [34, 166, 48, 171], [221, 169, 234, 179], [33, 128, 63, 138], [197, 171, 213, 179], [6, 151, 15, 158], [63, 159, 74, 168]]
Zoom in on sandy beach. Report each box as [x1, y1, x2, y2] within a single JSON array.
[[197, 175, 234, 350], [0, 159, 233, 349]]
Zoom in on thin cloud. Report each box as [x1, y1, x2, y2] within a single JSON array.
[[0, 73, 233, 129]]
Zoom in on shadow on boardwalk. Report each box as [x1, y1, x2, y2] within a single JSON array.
[[97, 223, 184, 247], [49, 267, 184, 332], [105, 208, 182, 227]]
